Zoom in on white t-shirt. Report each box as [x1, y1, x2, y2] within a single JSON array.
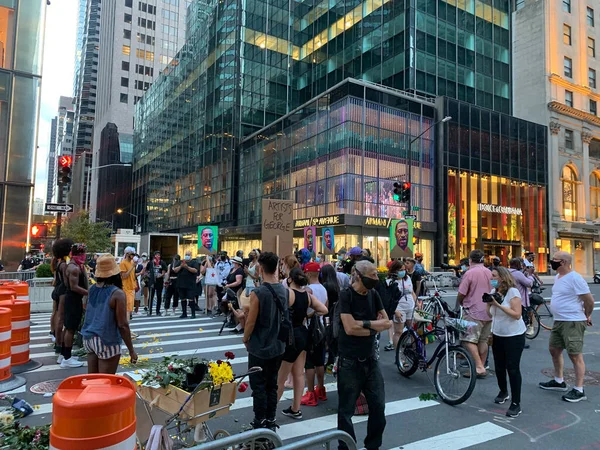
[[491, 287, 526, 337], [307, 283, 328, 321], [392, 277, 415, 310], [551, 271, 591, 321]]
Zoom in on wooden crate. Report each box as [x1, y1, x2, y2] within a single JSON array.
[[136, 381, 237, 426]]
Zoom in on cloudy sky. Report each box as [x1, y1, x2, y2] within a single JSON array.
[[35, 0, 78, 199]]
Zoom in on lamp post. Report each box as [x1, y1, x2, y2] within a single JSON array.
[[407, 116, 452, 213], [85, 163, 132, 210], [117, 208, 140, 233]]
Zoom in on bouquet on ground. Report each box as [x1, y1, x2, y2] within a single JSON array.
[[0, 394, 48, 450]]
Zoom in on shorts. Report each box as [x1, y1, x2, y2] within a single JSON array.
[[305, 341, 326, 369], [125, 290, 135, 312], [283, 327, 309, 363], [394, 302, 414, 323], [178, 287, 195, 300], [549, 321, 587, 355], [83, 335, 121, 360], [64, 294, 83, 331], [460, 315, 492, 345]]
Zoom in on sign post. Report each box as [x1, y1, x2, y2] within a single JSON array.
[[261, 199, 294, 254], [45, 203, 74, 213]]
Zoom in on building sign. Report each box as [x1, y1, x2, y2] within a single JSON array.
[[478, 203, 523, 216], [364, 217, 392, 228], [294, 215, 344, 229]]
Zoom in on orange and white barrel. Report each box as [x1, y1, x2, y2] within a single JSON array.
[[0, 308, 11, 381], [50, 375, 137, 450], [0, 281, 28, 300], [0, 299, 31, 366], [0, 289, 16, 302]]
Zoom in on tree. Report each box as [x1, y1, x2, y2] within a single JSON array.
[[61, 211, 112, 254]]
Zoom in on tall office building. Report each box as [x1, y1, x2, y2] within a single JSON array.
[[513, 0, 600, 276], [89, 0, 188, 224], [46, 117, 58, 204], [0, 0, 47, 269]]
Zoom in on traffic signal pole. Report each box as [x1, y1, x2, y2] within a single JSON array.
[[56, 187, 63, 239]]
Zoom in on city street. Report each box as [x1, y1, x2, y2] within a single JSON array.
[[9, 283, 600, 449]]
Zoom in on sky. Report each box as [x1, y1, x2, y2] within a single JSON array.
[[35, 0, 78, 200]]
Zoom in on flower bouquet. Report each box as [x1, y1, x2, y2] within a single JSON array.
[[0, 394, 48, 450], [132, 352, 238, 426]]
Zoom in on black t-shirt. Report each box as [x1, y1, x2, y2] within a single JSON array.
[[227, 267, 245, 293], [20, 259, 35, 270], [338, 287, 384, 359], [409, 270, 422, 295], [177, 259, 199, 289]]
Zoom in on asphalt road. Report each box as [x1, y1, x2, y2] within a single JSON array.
[[10, 283, 600, 449]]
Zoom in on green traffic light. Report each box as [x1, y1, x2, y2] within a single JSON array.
[[393, 194, 400, 201]]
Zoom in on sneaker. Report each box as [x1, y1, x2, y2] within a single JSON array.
[[265, 418, 279, 431], [61, 357, 84, 368], [56, 355, 64, 365], [179, 314, 188, 319], [384, 343, 395, 352], [130, 332, 139, 338], [539, 380, 568, 391], [315, 386, 327, 401], [562, 388, 587, 403], [526, 325, 534, 335], [300, 391, 318, 407], [506, 402, 522, 417], [282, 407, 302, 419], [144, 306, 148, 312], [494, 391, 510, 404]]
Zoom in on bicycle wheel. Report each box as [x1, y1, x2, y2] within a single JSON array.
[[536, 302, 554, 330], [524, 308, 541, 340], [395, 330, 419, 377], [433, 346, 476, 405], [213, 429, 230, 440]]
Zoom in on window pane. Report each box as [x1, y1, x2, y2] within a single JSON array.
[[565, 90, 573, 107], [2, 185, 29, 266], [589, 68, 597, 88], [0, 7, 15, 69], [564, 57, 572, 77], [588, 7, 595, 27], [0, 72, 10, 182], [14, 0, 43, 75], [589, 37, 596, 57], [563, 24, 571, 45], [563, 0, 570, 13]]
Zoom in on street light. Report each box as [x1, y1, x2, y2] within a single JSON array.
[[85, 163, 133, 211], [117, 208, 140, 233], [407, 116, 452, 212]]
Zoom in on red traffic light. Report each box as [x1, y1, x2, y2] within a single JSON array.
[[30, 224, 48, 238], [402, 182, 411, 189], [58, 155, 72, 167]]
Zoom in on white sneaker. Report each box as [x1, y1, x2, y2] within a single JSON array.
[[527, 325, 534, 335], [57, 355, 64, 365], [61, 357, 83, 368]]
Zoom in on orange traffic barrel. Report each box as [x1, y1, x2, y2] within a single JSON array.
[[50, 375, 137, 450], [0, 299, 30, 366], [0, 289, 16, 301], [0, 307, 11, 381], [0, 281, 28, 299]]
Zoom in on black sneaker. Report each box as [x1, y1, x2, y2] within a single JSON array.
[[562, 388, 587, 403], [539, 380, 568, 391], [506, 402, 522, 417], [281, 407, 302, 420], [494, 391, 510, 404]]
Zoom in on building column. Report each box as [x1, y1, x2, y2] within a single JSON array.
[[582, 130, 593, 222], [549, 121, 561, 220]]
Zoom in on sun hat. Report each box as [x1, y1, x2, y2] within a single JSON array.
[[231, 256, 243, 265], [304, 262, 321, 273], [95, 254, 121, 278]]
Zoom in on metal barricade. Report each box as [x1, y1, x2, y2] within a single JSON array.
[[188, 429, 283, 449], [279, 430, 357, 450], [0, 272, 36, 283]]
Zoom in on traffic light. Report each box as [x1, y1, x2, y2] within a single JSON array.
[[393, 182, 402, 202], [57, 155, 72, 185], [30, 224, 48, 239], [393, 181, 411, 203]]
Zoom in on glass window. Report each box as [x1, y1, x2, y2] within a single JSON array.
[[591, 172, 600, 219], [565, 90, 573, 107], [122, 45, 130, 56], [565, 129, 574, 149], [120, 93, 128, 103], [589, 68, 596, 88], [125, 0, 132, 6], [121, 77, 129, 87], [563, 0, 570, 13], [0, 6, 15, 69], [588, 7, 595, 27], [122, 61, 129, 71], [563, 24, 571, 45], [564, 56, 572, 77], [591, 99, 597, 115], [589, 37, 596, 57], [123, 29, 131, 40], [0, 72, 10, 182], [14, 1, 43, 75], [562, 165, 577, 221], [124, 13, 132, 24]]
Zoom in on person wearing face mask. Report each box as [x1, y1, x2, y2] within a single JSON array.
[[380, 261, 401, 352], [390, 261, 416, 351], [164, 255, 181, 316], [119, 247, 138, 331], [146, 251, 168, 316], [215, 252, 232, 302], [173, 250, 200, 318], [133, 254, 144, 315], [316, 252, 324, 264], [140, 253, 149, 312], [539, 251, 594, 403], [486, 266, 526, 417], [337, 260, 390, 450]]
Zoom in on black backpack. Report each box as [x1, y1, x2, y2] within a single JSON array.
[[264, 283, 293, 346], [376, 279, 400, 318]]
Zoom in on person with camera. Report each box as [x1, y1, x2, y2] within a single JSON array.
[[223, 256, 245, 333], [485, 266, 526, 417], [173, 250, 199, 318]]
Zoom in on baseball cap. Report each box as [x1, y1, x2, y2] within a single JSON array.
[[348, 247, 363, 256], [124, 246, 136, 255], [492, 256, 500, 260], [415, 252, 423, 258], [524, 251, 533, 256], [304, 262, 321, 273]]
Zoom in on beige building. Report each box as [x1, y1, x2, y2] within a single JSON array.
[[513, 0, 600, 277]]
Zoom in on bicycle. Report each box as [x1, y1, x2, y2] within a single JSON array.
[[522, 304, 541, 339], [395, 292, 477, 405], [531, 286, 554, 330]]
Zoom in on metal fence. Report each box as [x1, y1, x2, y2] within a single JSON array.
[[0, 271, 36, 282]]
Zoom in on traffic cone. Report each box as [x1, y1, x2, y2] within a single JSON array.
[[0, 299, 42, 373], [0, 307, 26, 392]]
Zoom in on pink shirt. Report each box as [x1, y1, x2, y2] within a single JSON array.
[[458, 264, 492, 321]]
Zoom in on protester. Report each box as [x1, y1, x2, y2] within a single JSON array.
[[508, 257, 534, 343], [404, 258, 422, 299], [201, 255, 218, 315], [164, 255, 181, 316], [341, 247, 363, 275], [82, 255, 138, 374], [51, 238, 73, 358], [140, 253, 149, 311], [320, 264, 340, 368], [337, 260, 390, 450], [487, 267, 526, 417], [243, 252, 288, 432], [146, 251, 167, 316], [379, 260, 401, 352], [245, 249, 260, 296], [173, 250, 200, 318], [60, 243, 88, 368], [216, 252, 232, 301], [301, 262, 328, 406], [225, 256, 245, 332], [277, 268, 327, 419], [133, 254, 145, 315], [119, 247, 138, 334], [280, 255, 300, 287], [391, 261, 416, 349], [457, 249, 492, 377], [539, 251, 594, 402]]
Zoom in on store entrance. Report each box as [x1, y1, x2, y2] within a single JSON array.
[[483, 243, 521, 267]]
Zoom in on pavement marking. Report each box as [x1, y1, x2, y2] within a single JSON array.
[[4, 385, 26, 395], [231, 382, 339, 411], [278, 397, 439, 441], [30, 316, 217, 330], [31, 320, 225, 336], [394, 422, 512, 449]]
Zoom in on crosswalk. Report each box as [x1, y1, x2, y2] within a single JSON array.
[[594, 300, 600, 311], [16, 311, 517, 449]]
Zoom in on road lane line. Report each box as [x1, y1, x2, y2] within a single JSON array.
[[31, 320, 225, 335], [30, 316, 217, 330]]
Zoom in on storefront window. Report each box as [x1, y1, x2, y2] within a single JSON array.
[[591, 172, 600, 220], [562, 165, 578, 221]]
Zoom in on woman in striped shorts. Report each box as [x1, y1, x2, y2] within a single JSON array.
[[81, 254, 138, 374]]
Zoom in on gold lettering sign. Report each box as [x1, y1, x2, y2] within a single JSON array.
[[364, 217, 391, 227], [294, 219, 312, 228], [312, 215, 341, 226]]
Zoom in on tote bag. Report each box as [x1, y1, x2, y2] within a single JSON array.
[[204, 267, 219, 285]]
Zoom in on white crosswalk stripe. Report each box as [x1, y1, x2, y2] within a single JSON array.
[[20, 313, 514, 449]]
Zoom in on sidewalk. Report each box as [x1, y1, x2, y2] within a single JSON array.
[[538, 275, 596, 285]]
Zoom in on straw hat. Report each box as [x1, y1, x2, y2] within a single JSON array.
[[95, 254, 121, 278]]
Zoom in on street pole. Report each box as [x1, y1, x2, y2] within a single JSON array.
[[56, 187, 63, 239]]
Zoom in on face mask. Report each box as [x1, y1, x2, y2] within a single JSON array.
[[221, 256, 227, 261], [133, 256, 139, 263], [397, 270, 406, 278], [249, 255, 255, 260], [142, 257, 147, 261], [356, 271, 378, 290], [315, 257, 321, 263], [550, 260, 562, 271], [72, 254, 86, 266], [490, 279, 499, 288], [184, 255, 191, 261], [461, 265, 467, 271]]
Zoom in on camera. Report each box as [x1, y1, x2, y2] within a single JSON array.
[[482, 292, 502, 303]]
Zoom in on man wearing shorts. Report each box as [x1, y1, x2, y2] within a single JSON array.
[[539, 251, 594, 402], [457, 249, 492, 377], [120, 247, 137, 337]]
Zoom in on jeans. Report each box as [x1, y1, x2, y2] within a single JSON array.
[[248, 353, 283, 422], [492, 333, 525, 405], [165, 283, 179, 310], [337, 357, 386, 450], [149, 281, 164, 315]]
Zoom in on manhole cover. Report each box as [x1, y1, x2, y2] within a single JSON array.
[[30, 379, 63, 394], [541, 368, 600, 386]]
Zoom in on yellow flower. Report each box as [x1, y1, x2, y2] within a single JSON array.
[[208, 361, 234, 385], [198, 328, 203, 332]]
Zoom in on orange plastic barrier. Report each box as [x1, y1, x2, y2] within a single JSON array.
[[0, 281, 28, 298], [50, 375, 137, 450], [0, 308, 11, 381], [0, 299, 30, 366], [0, 289, 16, 301]]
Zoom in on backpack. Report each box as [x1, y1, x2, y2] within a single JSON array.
[[264, 283, 293, 346], [376, 279, 400, 318]]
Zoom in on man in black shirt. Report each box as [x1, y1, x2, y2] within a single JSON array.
[[146, 251, 168, 316], [18, 253, 38, 271], [173, 250, 199, 318], [338, 260, 390, 450]]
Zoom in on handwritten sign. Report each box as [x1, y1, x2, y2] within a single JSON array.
[[262, 199, 294, 254]]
